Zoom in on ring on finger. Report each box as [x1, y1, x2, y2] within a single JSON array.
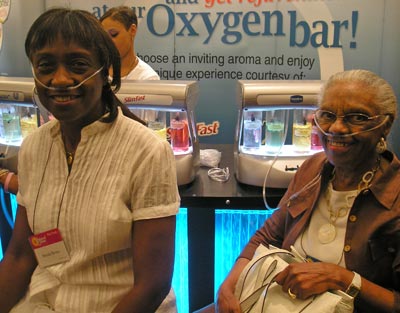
[[288, 288, 297, 300]]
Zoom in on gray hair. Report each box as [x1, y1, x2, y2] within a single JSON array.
[[319, 69, 397, 121]]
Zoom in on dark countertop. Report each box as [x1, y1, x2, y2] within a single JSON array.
[[178, 144, 286, 209]]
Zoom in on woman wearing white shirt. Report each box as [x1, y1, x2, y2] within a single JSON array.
[[100, 6, 160, 81]]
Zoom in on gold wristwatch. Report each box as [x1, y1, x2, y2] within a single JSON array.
[[346, 271, 362, 298]]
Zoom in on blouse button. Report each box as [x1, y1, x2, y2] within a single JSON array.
[[349, 215, 357, 222], [344, 245, 352, 252]]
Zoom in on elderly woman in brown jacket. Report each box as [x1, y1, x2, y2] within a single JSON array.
[[214, 69, 400, 313]]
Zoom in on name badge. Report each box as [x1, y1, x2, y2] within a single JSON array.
[[29, 228, 70, 267]]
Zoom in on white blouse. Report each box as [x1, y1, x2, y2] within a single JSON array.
[[294, 182, 358, 267], [16, 110, 180, 312]]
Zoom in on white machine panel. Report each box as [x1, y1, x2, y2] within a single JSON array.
[[235, 80, 324, 188], [118, 80, 200, 186]]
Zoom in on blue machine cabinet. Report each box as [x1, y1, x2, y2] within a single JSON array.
[[179, 144, 285, 312]]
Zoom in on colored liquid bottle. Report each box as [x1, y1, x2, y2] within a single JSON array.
[[266, 121, 284, 151], [170, 112, 189, 152], [148, 111, 167, 140], [293, 110, 311, 153], [311, 115, 323, 150]]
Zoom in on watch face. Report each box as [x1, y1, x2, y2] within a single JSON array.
[[347, 285, 360, 297], [346, 272, 362, 298]]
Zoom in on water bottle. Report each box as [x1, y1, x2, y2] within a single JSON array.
[[243, 112, 262, 149], [0, 104, 22, 142]]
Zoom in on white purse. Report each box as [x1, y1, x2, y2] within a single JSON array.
[[234, 244, 354, 313]]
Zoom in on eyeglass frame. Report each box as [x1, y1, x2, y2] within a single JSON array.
[[314, 109, 389, 128]]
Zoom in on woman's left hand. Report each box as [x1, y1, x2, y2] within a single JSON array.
[[274, 262, 352, 299]]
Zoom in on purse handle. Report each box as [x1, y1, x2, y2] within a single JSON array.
[[235, 245, 296, 312]]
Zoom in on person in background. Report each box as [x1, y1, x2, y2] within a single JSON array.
[[0, 8, 179, 313], [200, 69, 399, 313], [100, 6, 160, 123], [100, 5, 160, 81]]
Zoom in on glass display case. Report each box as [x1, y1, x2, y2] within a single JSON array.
[[235, 80, 324, 188], [118, 80, 200, 186], [0, 77, 40, 173]]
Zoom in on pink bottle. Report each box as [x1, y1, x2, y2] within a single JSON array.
[[170, 112, 189, 152]]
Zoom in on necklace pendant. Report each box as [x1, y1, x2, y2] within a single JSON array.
[[66, 152, 74, 166], [318, 223, 336, 244]]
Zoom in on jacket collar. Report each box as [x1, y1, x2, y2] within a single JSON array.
[[369, 150, 400, 210]]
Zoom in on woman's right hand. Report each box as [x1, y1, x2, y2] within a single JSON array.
[[216, 281, 242, 313], [216, 257, 250, 313]]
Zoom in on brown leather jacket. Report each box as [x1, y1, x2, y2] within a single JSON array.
[[240, 151, 400, 313]]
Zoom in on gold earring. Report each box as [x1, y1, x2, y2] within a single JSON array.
[[375, 137, 387, 154]]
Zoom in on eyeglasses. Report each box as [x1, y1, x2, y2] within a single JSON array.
[[314, 109, 387, 127]]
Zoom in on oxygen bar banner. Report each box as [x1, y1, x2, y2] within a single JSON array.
[[5, 1, 395, 152]]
